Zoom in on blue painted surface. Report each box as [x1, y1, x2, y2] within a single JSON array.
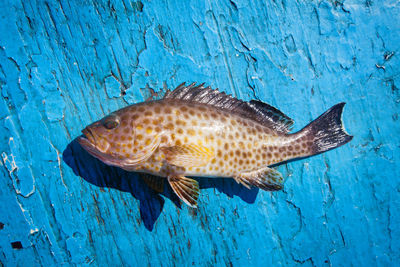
[[0, 0, 399, 266]]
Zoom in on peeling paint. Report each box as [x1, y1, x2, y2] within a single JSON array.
[[2, 138, 36, 198], [0, 0, 399, 266]]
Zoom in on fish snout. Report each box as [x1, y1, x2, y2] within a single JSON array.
[[82, 127, 97, 146]]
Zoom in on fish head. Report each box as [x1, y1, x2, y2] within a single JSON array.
[[78, 110, 136, 161]]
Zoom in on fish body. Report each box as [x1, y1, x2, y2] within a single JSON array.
[[79, 83, 353, 207]]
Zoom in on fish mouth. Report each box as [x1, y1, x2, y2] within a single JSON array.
[[78, 127, 111, 156], [77, 128, 120, 167], [78, 127, 98, 152], [81, 127, 96, 146]]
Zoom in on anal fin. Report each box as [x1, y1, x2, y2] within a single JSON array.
[[234, 167, 284, 191], [168, 176, 199, 208]]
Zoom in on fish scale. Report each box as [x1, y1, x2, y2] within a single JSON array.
[[132, 102, 283, 177], [78, 83, 353, 207]]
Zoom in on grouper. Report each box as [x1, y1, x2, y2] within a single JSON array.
[[78, 83, 353, 207]]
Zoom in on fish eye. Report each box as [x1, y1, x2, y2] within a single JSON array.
[[103, 115, 120, 130]]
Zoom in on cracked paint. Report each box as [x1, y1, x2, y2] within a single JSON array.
[[0, 0, 399, 266]]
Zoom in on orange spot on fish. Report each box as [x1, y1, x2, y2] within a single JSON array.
[[239, 142, 244, 149], [176, 119, 186, 126]]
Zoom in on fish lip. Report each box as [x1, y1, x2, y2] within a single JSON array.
[[77, 135, 93, 150], [77, 134, 117, 167], [81, 127, 96, 146]]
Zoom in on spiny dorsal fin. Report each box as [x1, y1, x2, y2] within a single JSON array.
[[164, 82, 293, 134], [164, 82, 247, 111]]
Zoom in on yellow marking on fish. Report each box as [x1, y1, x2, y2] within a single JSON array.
[[187, 129, 195, 135]]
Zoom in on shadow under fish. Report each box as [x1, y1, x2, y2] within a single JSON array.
[[63, 138, 258, 231]]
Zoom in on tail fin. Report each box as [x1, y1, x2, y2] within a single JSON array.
[[297, 103, 353, 155]]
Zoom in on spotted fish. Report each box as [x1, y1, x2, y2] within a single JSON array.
[[78, 83, 353, 207]]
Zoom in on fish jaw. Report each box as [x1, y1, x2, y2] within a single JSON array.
[[81, 127, 96, 146], [80, 126, 111, 153], [78, 135, 124, 168]]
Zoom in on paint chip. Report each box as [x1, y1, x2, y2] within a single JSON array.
[[11, 241, 23, 249]]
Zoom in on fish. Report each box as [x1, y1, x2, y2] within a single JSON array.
[[78, 82, 353, 207]]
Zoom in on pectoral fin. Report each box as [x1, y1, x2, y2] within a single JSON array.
[[168, 176, 199, 208], [140, 174, 165, 193], [233, 167, 284, 191], [161, 144, 214, 168]]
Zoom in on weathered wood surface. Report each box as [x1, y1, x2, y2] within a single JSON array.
[[0, 0, 399, 266]]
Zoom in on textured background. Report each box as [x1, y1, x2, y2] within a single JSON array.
[[0, 0, 399, 266]]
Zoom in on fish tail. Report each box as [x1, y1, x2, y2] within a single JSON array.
[[294, 103, 353, 156]]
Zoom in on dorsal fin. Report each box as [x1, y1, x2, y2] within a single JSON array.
[[164, 83, 294, 134], [249, 100, 294, 133]]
